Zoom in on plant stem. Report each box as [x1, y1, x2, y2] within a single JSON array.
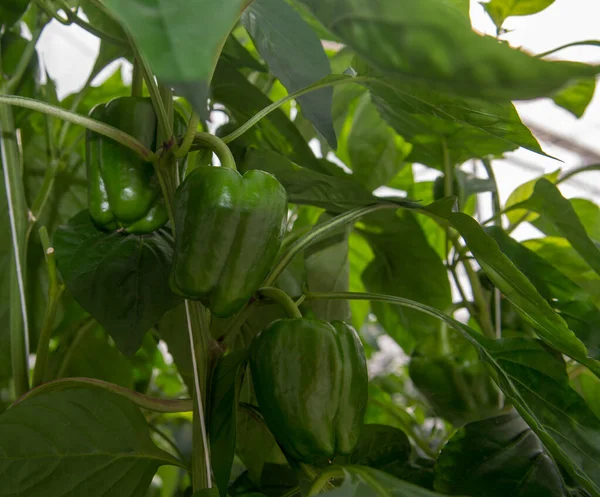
[[307, 468, 344, 496], [263, 203, 398, 288], [131, 59, 143, 98], [32, 227, 65, 388], [127, 33, 172, 140], [259, 287, 302, 318], [174, 113, 200, 159], [557, 163, 600, 184], [191, 132, 236, 170], [185, 300, 213, 490], [0, 93, 30, 397], [17, 377, 193, 413], [51, 0, 128, 48], [0, 95, 155, 160], [6, 26, 44, 94], [481, 158, 502, 227]]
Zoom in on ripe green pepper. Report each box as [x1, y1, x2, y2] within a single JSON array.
[[171, 165, 287, 317], [249, 318, 368, 464], [86, 97, 168, 234]]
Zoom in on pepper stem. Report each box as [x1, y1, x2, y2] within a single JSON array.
[[192, 132, 237, 171], [259, 287, 302, 319]]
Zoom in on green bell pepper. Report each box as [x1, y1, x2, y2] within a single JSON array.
[[86, 96, 169, 234], [171, 165, 287, 317], [250, 318, 368, 464]]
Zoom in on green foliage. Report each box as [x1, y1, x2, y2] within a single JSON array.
[[54, 211, 181, 355], [1, 1, 600, 497]]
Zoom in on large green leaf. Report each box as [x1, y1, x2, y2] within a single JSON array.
[[53, 328, 135, 388], [524, 236, 600, 307], [299, 0, 598, 101], [346, 92, 411, 190], [102, 0, 248, 117], [409, 354, 499, 426], [443, 210, 600, 375], [505, 170, 560, 225], [488, 226, 600, 358], [0, 387, 180, 496], [483, 0, 556, 29], [435, 410, 568, 497], [54, 211, 181, 356], [241, 149, 413, 212], [484, 338, 600, 497], [357, 293, 600, 496], [211, 60, 322, 172], [355, 62, 544, 169], [516, 180, 600, 277], [362, 211, 452, 352], [349, 424, 412, 474], [242, 0, 336, 147]]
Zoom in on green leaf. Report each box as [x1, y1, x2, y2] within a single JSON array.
[[221, 35, 265, 72], [54, 211, 181, 356], [0, 387, 180, 497], [355, 63, 545, 169], [484, 338, 600, 497], [320, 466, 457, 496], [102, 0, 248, 118], [346, 291, 600, 495], [157, 303, 194, 394], [524, 236, 600, 307], [240, 149, 380, 212], [212, 60, 322, 171], [552, 78, 597, 118], [409, 355, 499, 426], [444, 211, 599, 375], [299, 0, 599, 101], [236, 372, 285, 485], [209, 350, 247, 497], [346, 93, 411, 190], [362, 211, 452, 353], [488, 226, 600, 358], [517, 180, 600, 277], [505, 170, 560, 225], [305, 212, 351, 321], [483, 0, 556, 29], [242, 0, 336, 147], [435, 410, 568, 497], [53, 328, 135, 388], [349, 424, 411, 472], [0, 0, 28, 30]]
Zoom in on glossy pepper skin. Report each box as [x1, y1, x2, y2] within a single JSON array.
[[171, 166, 287, 317], [86, 97, 168, 234], [249, 319, 368, 464]]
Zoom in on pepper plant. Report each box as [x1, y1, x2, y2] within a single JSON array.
[[1, 1, 600, 496]]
